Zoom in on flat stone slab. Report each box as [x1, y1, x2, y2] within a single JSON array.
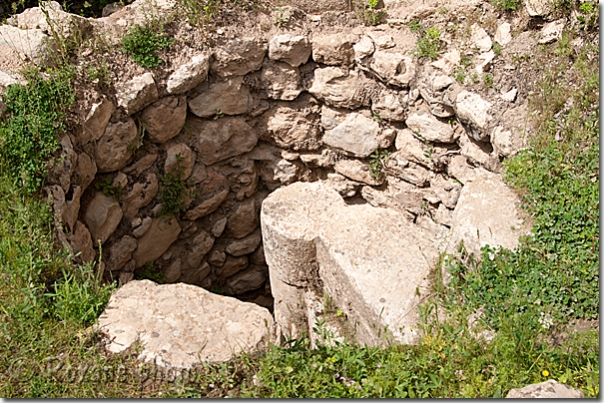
[[261, 181, 440, 347], [506, 380, 584, 398], [449, 168, 530, 258], [97, 280, 275, 369]]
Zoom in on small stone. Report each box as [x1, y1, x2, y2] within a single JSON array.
[[369, 51, 416, 88], [83, 192, 123, 245], [494, 23, 512, 46], [166, 53, 210, 94], [405, 108, 456, 143], [141, 96, 187, 144], [353, 36, 375, 61], [115, 73, 158, 115], [217, 256, 249, 278], [95, 118, 138, 173], [164, 143, 195, 180], [225, 266, 267, 295], [80, 97, 115, 145], [500, 88, 517, 102], [226, 198, 258, 239], [188, 77, 253, 118], [122, 173, 159, 219], [470, 24, 492, 52], [431, 48, 461, 75], [208, 249, 226, 267], [261, 62, 302, 101], [106, 235, 138, 271], [123, 154, 158, 177], [226, 230, 262, 257], [539, 19, 565, 44], [133, 217, 153, 237], [323, 110, 382, 157], [505, 380, 584, 398], [334, 159, 383, 186], [268, 34, 311, 67], [133, 217, 181, 268], [312, 33, 356, 66]]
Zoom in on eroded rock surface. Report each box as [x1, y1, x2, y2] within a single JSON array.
[[97, 280, 275, 369]]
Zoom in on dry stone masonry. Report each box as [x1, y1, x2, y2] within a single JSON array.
[[0, 0, 545, 359]]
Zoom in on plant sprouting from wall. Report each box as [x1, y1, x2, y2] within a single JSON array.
[[121, 22, 174, 68], [158, 154, 195, 217], [369, 149, 391, 180], [355, 0, 386, 26]]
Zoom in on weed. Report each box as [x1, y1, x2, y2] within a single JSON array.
[[368, 149, 390, 180], [158, 154, 194, 216], [470, 72, 479, 83], [411, 25, 442, 60], [355, 0, 386, 27], [179, 0, 222, 27], [453, 67, 466, 84], [121, 23, 174, 68], [213, 109, 224, 120], [273, 7, 290, 27], [491, 0, 521, 11], [554, 31, 573, 57], [482, 73, 494, 88], [0, 67, 75, 193], [85, 60, 112, 87], [492, 42, 502, 56], [45, 262, 115, 326], [371, 110, 383, 122], [94, 176, 123, 200]]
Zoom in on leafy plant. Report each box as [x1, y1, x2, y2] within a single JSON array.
[[0, 67, 75, 193], [94, 176, 123, 200], [411, 25, 442, 60], [158, 154, 194, 216], [121, 23, 174, 68], [355, 0, 386, 26], [482, 73, 494, 88], [492, 42, 502, 56], [368, 149, 390, 180], [273, 7, 290, 27], [453, 67, 466, 84]]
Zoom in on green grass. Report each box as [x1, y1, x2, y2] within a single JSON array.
[[410, 24, 442, 60]]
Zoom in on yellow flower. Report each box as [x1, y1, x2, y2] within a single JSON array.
[[542, 370, 550, 377]]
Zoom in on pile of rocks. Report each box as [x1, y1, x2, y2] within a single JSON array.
[[3, 0, 534, 317]]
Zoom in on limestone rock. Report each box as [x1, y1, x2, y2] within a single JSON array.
[[166, 53, 210, 94], [211, 37, 266, 77], [371, 89, 407, 121], [505, 380, 584, 398], [8, 1, 89, 40], [185, 188, 229, 221], [324, 172, 361, 198], [447, 155, 476, 184], [80, 97, 115, 145], [72, 220, 95, 263], [539, 19, 565, 44], [83, 192, 123, 245], [189, 116, 258, 165], [323, 109, 382, 157], [116, 73, 158, 115], [180, 261, 212, 284], [495, 23, 512, 46], [107, 235, 137, 271], [132, 216, 152, 238], [470, 24, 492, 52], [385, 154, 431, 187], [123, 154, 158, 176], [226, 230, 262, 257], [226, 198, 258, 239], [185, 230, 215, 269], [97, 280, 275, 368], [334, 159, 383, 186], [215, 157, 258, 201], [133, 217, 181, 268], [164, 259, 182, 283], [96, 118, 138, 173], [455, 91, 492, 141], [261, 61, 302, 101], [474, 51, 495, 75], [122, 173, 159, 219], [458, 130, 500, 172], [369, 51, 415, 87], [308, 67, 373, 109], [431, 48, 461, 76], [500, 88, 517, 103], [188, 77, 253, 118], [262, 101, 321, 150], [405, 108, 456, 143], [0, 25, 56, 66], [353, 36, 375, 61], [141, 96, 187, 144], [491, 126, 524, 158], [394, 128, 436, 169], [311, 34, 356, 66], [212, 218, 228, 238], [165, 143, 195, 180], [268, 34, 311, 67], [430, 174, 461, 209], [261, 181, 439, 347], [225, 266, 267, 295], [525, 0, 552, 16], [216, 256, 249, 278], [449, 169, 530, 258], [74, 152, 97, 191]]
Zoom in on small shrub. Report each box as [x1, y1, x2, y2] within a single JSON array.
[[121, 23, 174, 68], [0, 67, 75, 193], [493, 42, 502, 56], [94, 176, 123, 200], [368, 149, 390, 179], [355, 0, 386, 26], [411, 25, 442, 60], [482, 73, 494, 87], [453, 67, 466, 84]]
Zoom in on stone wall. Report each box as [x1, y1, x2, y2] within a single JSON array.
[[1, 0, 538, 312]]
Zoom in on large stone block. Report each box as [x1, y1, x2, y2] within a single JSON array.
[[97, 280, 275, 369], [261, 181, 440, 347]]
